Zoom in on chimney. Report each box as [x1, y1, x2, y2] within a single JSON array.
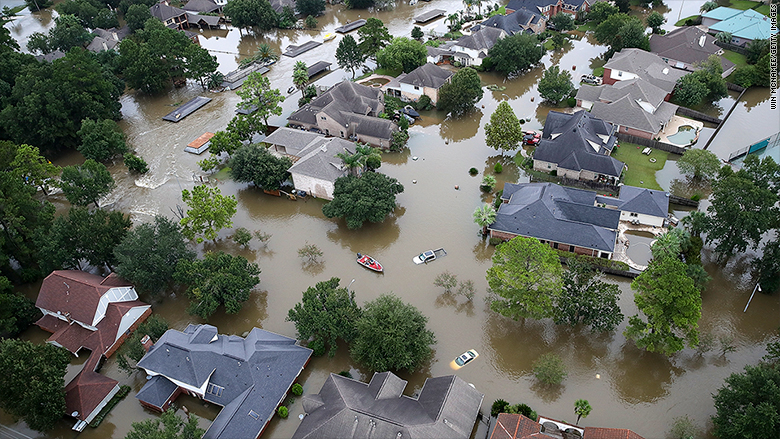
[[141, 334, 154, 352]]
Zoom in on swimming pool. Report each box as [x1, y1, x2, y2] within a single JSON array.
[[667, 125, 697, 145]]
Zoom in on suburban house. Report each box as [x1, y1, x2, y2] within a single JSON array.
[[702, 7, 775, 46], [385, 62, 454, 105], [490, 413, 646, 439], [533, 110, 624, 184], [269, 0, 295, 13], [35, 270, 151, 359], [287, 81, 399, 148], [649, 26, 736, 77], [602, 48, 687, 99], [489, 182, 621, 259], [182, 0, 221, 13], [65, 367, 120, 431], [87, 26, 130, 53], [576, 77, 679, 139], [597, 185, 670, 227], [506, 0, 593, 18], [470, 7, 547, 35], [150, 1, 221, 30], [451, 27, 507, 67], [264, 127, 357, 200], [426, 44, 455, 64], [292, 372, 484, 439], [136, 324, 312, 439]]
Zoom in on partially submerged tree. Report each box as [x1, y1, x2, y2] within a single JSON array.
[[676, 148, 721, 180], [60, 159, 116, 207], [236, 72, 284, 131], [376, 37, 427, 73], [293, 60, 309, 97], [532, 353, 567, 385], [0, 276, 39, 338], [473, 204, 497, 235], [712, 363, 780, 439], [298, 243, 323, 263], [357, 17, 392, 59], [77, 118, 128, 162], [126, 408, 205, 439], [484, 101, 524, 154], [574, 399, 592, 424], [180, 185, 238, 243], [488, 33, 543, 76], [336, 35, 364, 78], [645, 11, 665, 34], [296, 0, 325, 17], [537, 65, 574, 104], [229, 144, 292, 189], [287, 277, 361, 357], [553, 259, 624, 332], [437, 67, 484, 116], [322, 172, 404, 229]]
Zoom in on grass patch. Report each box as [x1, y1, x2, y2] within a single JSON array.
[[722, 50, 747, 68], [543, 39, 555, 50], [592, 66, 604, 77], [674, 14, 700, 26], [611, 142, 668, 190], [754, 3, 770, 15], [373, 67, 402, 77], [576, 22, 596, 32], [728, 0, 760, 10]]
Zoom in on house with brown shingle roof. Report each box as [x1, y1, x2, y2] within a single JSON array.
[[490, 413, 645, 439], [65, 368, 120, 431]]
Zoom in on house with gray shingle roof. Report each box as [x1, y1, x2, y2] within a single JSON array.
[[533, 110, 624, 184], [183, 0, 221, 13], [506, 0, 594, 18], [136, 324, 312, 439], [597, 185, 670, 227], [292, 372, 484, 439], [470, 7, 546, 36], [150, 2, 189, 29], [649, 26, 735, 77], [287, 81, 399, 148], [451, 27, 507, 67], [489, 182, 620, 258], [385, 63, 454, 105], [602, 48, 688, 98]]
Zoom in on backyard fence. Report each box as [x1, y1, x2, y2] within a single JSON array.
[[669, 194, 699, 207], [529, 173, 619, 193], [715, 40, 748, 55], [615, 133, 688, 155], [675, 106, 722, 125]]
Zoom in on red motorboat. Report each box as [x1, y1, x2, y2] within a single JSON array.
[[356, 253, 383, 272]]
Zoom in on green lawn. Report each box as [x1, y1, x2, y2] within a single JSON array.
[[754, 3, 770, 15], [592, 66, 604, 77], [611, 142, 669, 190], [723, 50, 748, 68], [576, 22, 596, 32], [728, 0, 761, 10], [674, 15, 700, 26]]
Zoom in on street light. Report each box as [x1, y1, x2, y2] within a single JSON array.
[[348, 278, 356, 292]]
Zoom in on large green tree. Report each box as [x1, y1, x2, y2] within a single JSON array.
[[7, 143, 60, 195], [26, 14, 93, 54], [60, 159, 116, 207], [235, 72, 284, 130], [292, 60, 309, 98], [676, 148, 721, 180], [336, 34, 364, 78], [624, 255, 702, 355], [357, 17, 392, 59], [484, 101, 523, 154], [376, 37, 427, 73], [126, 408, 205, 439], [488, 33, 543, 76], [185, 44, 219, 89], [114, 216, 195, 295], [116, 315, 169, 374], [180, 185, 238, 243], [437, 67, 484, 116], [125, 4, 152, 31], [295, 0, 325, 17], [77, 118, 128, 162], [0, 276, 39, 337], [0, 339, 70, 432], [537, 65, 574, 104], [754, 239, 780, 294], [350, 294, 435, 372], [645, 11, 665, 34], [553, 259, 623, 332], [223, 0, 278, 32], [487, 236, 563, 320], [229, 144, 292, 189], [712, 363, 780, 439], [549, 12, 575, 31], [174, 251, 260, 319], [594, 14, 649, 56], [286, 277, 362, 357], [322, 172, 404, 229], [586, 1, 619, 24]]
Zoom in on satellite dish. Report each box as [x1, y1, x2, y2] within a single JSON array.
[[71, 411, 79, 417]]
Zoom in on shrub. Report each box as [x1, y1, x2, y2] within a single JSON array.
[[480, 175, 497, 192], [566, 97, 576, 107], [519, 119, 526, 124], [489, 237, 503, 245], [307, 338, 326, 356], [390, 130, 410, 151], [338, 370, 353, 378], [277, 406, 288, 418], [550, 170, 557, 176], [415, 95, 433, 111], [494, 162, 503, 173], [556, 249, 630, 271], [507, 403, 534, 418], [690, 193, 701, 202], [232, 227, 253, 247], [305, 15, 317, 28], [124, 153, 149, 174], [532, 353, 567, 385], [669, 415, 698, 439], [291, 383, 303, 396], [469, 167, 479, 176], [491, 399, 509, 416]]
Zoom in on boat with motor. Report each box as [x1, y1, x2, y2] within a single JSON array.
[[356, 253, 383, 272]]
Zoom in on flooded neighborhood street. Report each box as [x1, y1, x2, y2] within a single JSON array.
[[2, 0, 780, 437]]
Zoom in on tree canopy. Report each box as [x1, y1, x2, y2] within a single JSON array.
[[0, 339, 70, 432], [180, 185, 238, 243], [553, 259, 623, 332], [322, 172, 404, 229], [484, 101, 523, 153], [229, 144, 292, 190], [549, 13, 575, 31], [437, 67, 484, 116], [586, 1, 618, 24], [77, 118, 128, 162], [236, 72, 284, 132], [174, 251, 260, 319], [351, 294, 435, 372], [26, 14, 93, 54], [712, 363, 780, 439], [295, 0, 325, 17], [287, 277, 361, 357], [126, 408, 205, 439], [594, 14, 650, 56], [60, 159, 116, 207], [645, 11, 665, 34], [488, 33, 543, 76], [223, 0, 278, 31], [537, 65, 574, 104], [487, 236, 563, 320], [114, 215, 195, 295], [357, 17, 392, 58], [676, 148, 721, 180], [0, 276, 39, 337], [376, 37, 427, 73], [673, 56, 727, 107], [336, 34, 364, 78]]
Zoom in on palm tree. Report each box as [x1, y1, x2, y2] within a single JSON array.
[[574, 399, 592, 425], [256, 43, 279, 64], [336, 149, 365, 176], [446, 13, 460, 33], [473, 204, 497, 236], [462, 0, 474, 15], [293, 61, 309, 97]]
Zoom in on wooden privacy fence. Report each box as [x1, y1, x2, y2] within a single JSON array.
[[615, 132, 688, 155]]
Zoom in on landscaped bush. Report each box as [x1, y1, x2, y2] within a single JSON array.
[[566, 97, 576, 107], [489, 237, 503, 246], [415, 95, 433, 111], [550, 170, 557, 176], [556, 249, 630, 271], [338, 370, 353, 378], [491, 399, 509, 416], [291, 383, 303, 396], [307, 338, 326, 356], [277, 406, 289, 418], [691, 193, 701, 202], [494, 162, 503, 173]]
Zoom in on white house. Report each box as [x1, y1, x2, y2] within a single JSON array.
[[597, 185, 670, 227], [451, 27, 507, 67], [385, 63, 454, 105]]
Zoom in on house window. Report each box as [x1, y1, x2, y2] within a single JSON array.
[[248, 410, 260, 420], [630, 212, 638, 217], [547, 164, 551, 169], [553, 242, 559, 249], [321, 116, 327, 120], [414, 86, 420, 90], [207, 383, 224, 397], [600, 252, 609, 258], [340, 131, 344, 137]]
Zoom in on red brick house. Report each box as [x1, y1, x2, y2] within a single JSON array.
[[491, 413, 646, 439]]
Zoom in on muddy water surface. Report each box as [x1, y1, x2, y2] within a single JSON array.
[[3, 2, 780, 438]]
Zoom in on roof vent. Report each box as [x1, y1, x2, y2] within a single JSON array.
[[662, 67, 669, 75], [698, 35, 706, 47]]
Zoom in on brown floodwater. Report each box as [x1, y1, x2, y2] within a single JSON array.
[[3, 1, 780, 438]]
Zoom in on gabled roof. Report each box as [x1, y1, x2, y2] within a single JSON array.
[[591, 94, 678, 135], [604, 48, 688, 94], [534, 110, 624, 177], [182, 0, 220, 12], [288, 137, 353, 182], [708, 9, 775, 41], [36, 271, 131, 327], [264, 127, 326, 156], [137, 324, 312, 439], [472, 8, 545, 35], [506, 0, 589, 13], [701, 6, 742, 22], [490, 413, 646, 439], [491, 183, 620, 252], [292, 372, 484, 439], [150, 2, 188, 21], [399, 63, 453, 89], [597, 185, 669, 218], [269, 0, 295, 14], [187, 12, 220, 26], [454, 27, 506, 51], [600, 78, 668, 109], [65, 370, 119, 421], [650, 27, 736, 73]]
